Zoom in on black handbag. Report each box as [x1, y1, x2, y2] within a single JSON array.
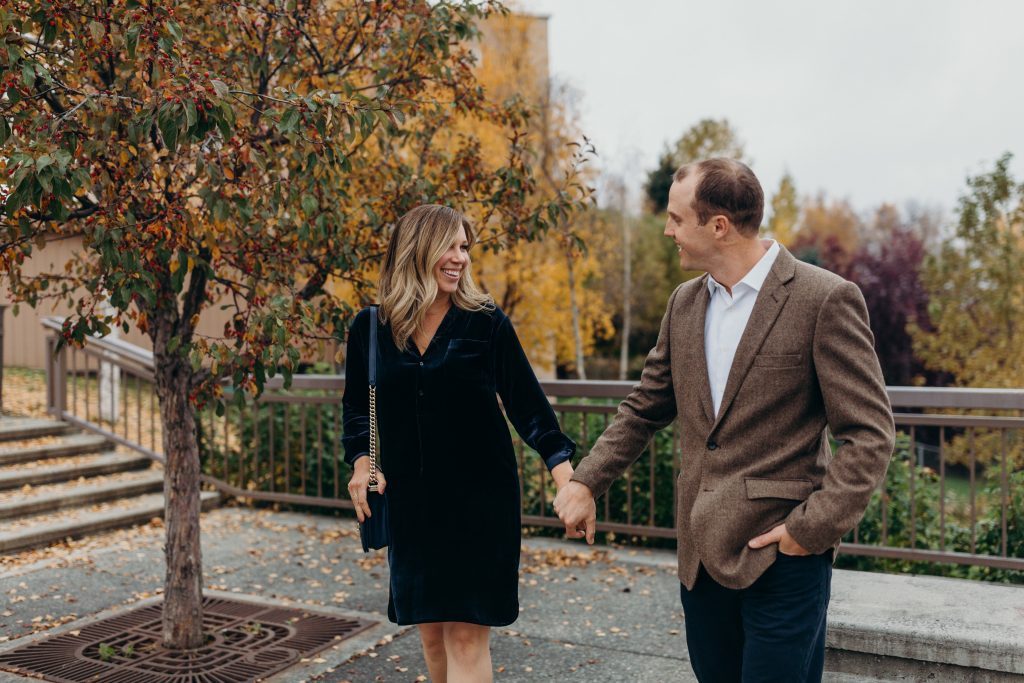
[[359, 306, 390, 552]]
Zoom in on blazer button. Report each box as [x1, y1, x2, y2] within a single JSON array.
[[706, 440, 718, 451]]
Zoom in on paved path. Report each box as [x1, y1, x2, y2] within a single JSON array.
[[0, 506, 913, 681]]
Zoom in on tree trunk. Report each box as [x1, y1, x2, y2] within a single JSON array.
[[566, 248, 587, 380], [619, 210, 632, 381], [153, 342, 204, 649]]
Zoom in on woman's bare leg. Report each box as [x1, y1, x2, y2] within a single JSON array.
[[443, 622, 492, 683], [418, 623, 448, 682]]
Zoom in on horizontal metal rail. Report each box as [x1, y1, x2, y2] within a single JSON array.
[[40, 318, 1024, 572]]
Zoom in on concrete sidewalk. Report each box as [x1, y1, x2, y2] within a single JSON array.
[[1, 506, 695, 682], [2, 506, 1022, 681]]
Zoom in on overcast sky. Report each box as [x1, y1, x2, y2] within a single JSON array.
[[517, 0, 1024, 219]]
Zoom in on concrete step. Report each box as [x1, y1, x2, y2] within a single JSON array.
[[0, 433, 112, 466], [0, 490, 220, 553], [0, 418, 71, 443], [0, 452, 151, 491], [0, 470, 165, 520]]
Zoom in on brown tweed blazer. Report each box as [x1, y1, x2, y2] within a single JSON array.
[[572, 245, 895, 590]]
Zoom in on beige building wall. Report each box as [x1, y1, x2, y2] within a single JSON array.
[[1, 236, 264, 370]]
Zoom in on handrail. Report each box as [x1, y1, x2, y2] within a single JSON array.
[[39, 317, 1024, 573], [39, 317, 1024, 409], [41, 316, 156, 370]]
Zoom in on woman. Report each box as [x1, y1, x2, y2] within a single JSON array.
[[342, 204, 576, 682]]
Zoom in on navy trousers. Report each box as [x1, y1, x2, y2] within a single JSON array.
[[679, 552, 832, 683]]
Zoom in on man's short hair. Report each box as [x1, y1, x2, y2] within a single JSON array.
[[674, 158, 764, 236]]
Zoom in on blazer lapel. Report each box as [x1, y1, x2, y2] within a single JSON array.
[[680, 277, 715, 424], [710, 247, 797, 432]]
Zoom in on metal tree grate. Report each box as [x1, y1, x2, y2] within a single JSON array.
[[0, 596, 377, 682]]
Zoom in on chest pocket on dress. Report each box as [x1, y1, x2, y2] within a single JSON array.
[[445, 338, 489, 383]]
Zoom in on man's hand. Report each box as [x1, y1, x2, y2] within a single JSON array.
[[748, 523, 810, 556], [553, 481, 596, 544]]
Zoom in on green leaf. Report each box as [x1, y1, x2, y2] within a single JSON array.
[[21, 63, 34, 87], [53, 149, 72, 172], [301, 194, 318, 216], [89, 20, 105, 43], [211, 79, 229, 98], [185, 99, 197, 128], [0, 116, 9, 144], [165, 20, 183, 42], [158, 111, 179, 152], [212, 199, 228, 222], [279, 108, 300, 133], [126, 25, 141, 59], [171, 251, 188, 293], [37, 168, 53, 193]]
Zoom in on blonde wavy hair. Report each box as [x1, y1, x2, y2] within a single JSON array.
[[378, 205, 493, 350]]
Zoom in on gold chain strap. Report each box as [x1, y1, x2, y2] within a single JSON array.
[[368, 384, 379, 492]]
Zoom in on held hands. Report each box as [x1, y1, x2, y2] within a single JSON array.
[[553, 479, 597, 545], [748, 523, 810, 556], [347, 456, 387, 524]]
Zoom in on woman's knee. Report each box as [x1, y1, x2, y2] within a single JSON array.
[[443, 623, 489, 662], [419, 623, 446, 655]]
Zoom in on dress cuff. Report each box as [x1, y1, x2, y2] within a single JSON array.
[[346, 451, 369, 467], [543, 448, 574, 472]]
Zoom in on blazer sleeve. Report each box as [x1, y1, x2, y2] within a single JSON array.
[[341, 310, 371, 466], [785, 280, 896, 554], [494, 313, 576, 471], [571, 284, 681, 498]]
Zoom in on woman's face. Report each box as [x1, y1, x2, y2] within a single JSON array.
[[433, 225, 470, 298]]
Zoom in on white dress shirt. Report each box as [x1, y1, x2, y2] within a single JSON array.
[[705, 240, 781, 417]]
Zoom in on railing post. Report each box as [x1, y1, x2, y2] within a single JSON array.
[[0, 304, 5, 415], [46, 335, 67, 417]]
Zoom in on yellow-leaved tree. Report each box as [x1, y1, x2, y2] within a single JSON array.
[[911, 153, 1024, 468], [455, 12, 612, 378]]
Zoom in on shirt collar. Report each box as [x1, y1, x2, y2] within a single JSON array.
[[707, 240, 780, 297]]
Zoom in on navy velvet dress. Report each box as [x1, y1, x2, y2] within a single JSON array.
[[341, 304, 575, 626]]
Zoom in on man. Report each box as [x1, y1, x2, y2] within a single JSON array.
[[554, 158, 895, 682]]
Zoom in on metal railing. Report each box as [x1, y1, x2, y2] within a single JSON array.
[[41, 318, 1024, 571]]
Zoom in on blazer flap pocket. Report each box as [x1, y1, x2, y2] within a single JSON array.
[[745, 477, 813, 501], [753, 353, 801, 368]]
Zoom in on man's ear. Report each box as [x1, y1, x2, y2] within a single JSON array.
[[711, 214, 732, 238]]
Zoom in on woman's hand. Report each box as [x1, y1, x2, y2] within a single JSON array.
[[347, 456, 387, 523], [550, 460, 575, 491]]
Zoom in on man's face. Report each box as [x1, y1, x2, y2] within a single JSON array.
[[664, 174, 714, 272]]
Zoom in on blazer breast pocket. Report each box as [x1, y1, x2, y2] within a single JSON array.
[[752, 353, 802, 369]]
